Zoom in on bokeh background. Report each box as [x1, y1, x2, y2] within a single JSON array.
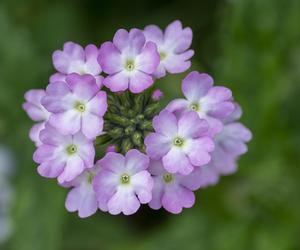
[[0, 0, 300, 249]]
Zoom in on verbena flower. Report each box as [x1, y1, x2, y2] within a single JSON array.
[[52, 42, 103, 87], [148, 160, 202, 214], [33, 124, 95, 184], [144, 20, 194, 78], [64, 167, 100, 218], [22, 89, 50, 146], [167, 71, 235, 136], [42, 73, 107, 139], [93, 149, 153, 215], [197, 104, 252, 187], [23, 21, 252, 217], [145, 110, 214, 175], [98, 28, 160, 93]]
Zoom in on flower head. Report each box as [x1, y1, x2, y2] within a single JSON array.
[[167, 71, 235, 136], [42, 73, 107, 139], [144, 20, 194, 78], [93, 149, 153, 215], [148, 160, 202, 214], [98, 28, 160, 93], [145, 110, 214, 175], [22, 89, 50, 146], [64, 166, 100, 218], [33, 124, 95, 184]]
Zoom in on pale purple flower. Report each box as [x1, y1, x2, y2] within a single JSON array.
[[212, 104, 252, 175], [42, 73, 107, 139], [98, 28, 160, 93], [93, 149, 153, 215], [151, 89, 164, 101], [33, 124, 95, 184], [167, 71, 235, 136], [64, 166, 100, 218], [145, 110, 214, 175], [144, 20, 194, 78], [197, 104, 252, 187], [52, 42, 103, 87], [22, 89, 50, 146], [148, 160, 202, 214]]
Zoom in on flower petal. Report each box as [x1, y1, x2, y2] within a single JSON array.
[[49, 110, 81, 135], [178, 111, 209, 138], [162, 184, 195, 214], [182, 71, 213, 102], [103, 72, 129, 92], [66, 74, 99, 101], [98, 42, 122, 74], [163, 147, 194, 175], [58, 155, 85, 184], [107, 187, 140, 215], [86, 91, 107, 116], [152, 110, 178, 137], [131, 170, 153, 203], [129, 71, 154, 93], [125, 149, 149, 174], [135, 41, 159, 74], [145, 133, 171, 160], [82, 113, 103, 139], [184, 137, 214, 166]]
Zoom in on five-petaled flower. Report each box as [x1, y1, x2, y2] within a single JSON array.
[[145, 110, 215, 175], [98, 28, 160, 93], [144, 20, 194, 78], [167, 71, 235, 136], [33, 124, 95, 184], [42, 73, 107, 139], [93, 149, 153, 215]]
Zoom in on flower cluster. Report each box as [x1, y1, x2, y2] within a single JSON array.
[[23, 20, 251, 217]]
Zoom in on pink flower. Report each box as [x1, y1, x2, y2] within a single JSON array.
[[144, 20, 194, 78], [64, 167, 100, 218], [93, 149, 153, 215], [42, 73, 107, 139], [52, 42, 103, 87], [145, 110, 214, 175], [22, 89, 50, 146], [167, 71, 235, 136], [98, 28, 160, 93], [33, 124, 95, 184], [148, 160, 202, 214]]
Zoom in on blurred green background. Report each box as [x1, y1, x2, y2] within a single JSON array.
[[0, 0, 300, 249]]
